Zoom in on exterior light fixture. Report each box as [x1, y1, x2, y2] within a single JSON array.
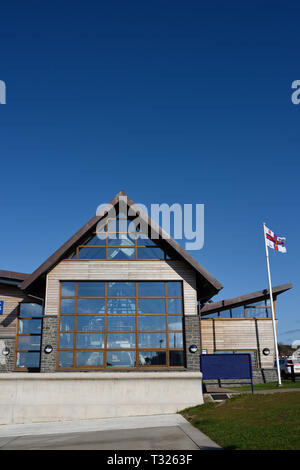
[[189, 345, 198, 354], [2, 346, 10, 356], [44, 345, 53, 354], [263, 348, 270, 356]]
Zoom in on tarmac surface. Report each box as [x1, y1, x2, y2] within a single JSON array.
[[0, 414, 220, 450]]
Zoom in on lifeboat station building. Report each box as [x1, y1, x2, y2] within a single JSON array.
[[0, 191, 292, 424]]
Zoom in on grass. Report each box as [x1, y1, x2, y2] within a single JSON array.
[[227, 379, 300, 392], [181, 392, 300, 450]]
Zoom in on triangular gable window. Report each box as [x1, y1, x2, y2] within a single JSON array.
[[68, 217, 174, 260]]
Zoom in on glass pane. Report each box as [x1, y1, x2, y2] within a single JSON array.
[[108, 218, 133, 232], [77, 298, 105, 314], [18, 319, 42, 334], [107, 298, 136, 314], [167, 316, 183, 331], [201, 312, 219, 319], [107, 282, 135, 297], [108, 247, 135, 260], [220, 310, 231, 318], [246, 300, 266, 308], [136, 236, 156, 246], [76, 351, 103, 367], [59, 333, 74, 349], [139, 332, 166, 348], [167, 299, 182, 314], [60, 316, 75, 332], [107, 333, 135, 349], [58, 351, 73, 367], [60, 298, 75, 314], [16, 352, 40, 368], [246, 308, 268, 318], [138, 282, 165, 297], [78, 247, 106, 259], [169, 332, 183, 348], [77, 282, 105, 297], [107, 316, 136, 331], [138, 316, 166, 331], [17, 336, 41, 351], [76, 316, 105, 331], [76, 333, 104, 349], [139, 351, 166, 366], [106, 351, 136, 367], [138, 298, 165, 314], [19, 303, 43, 317], [169, 350, 184, 366], [107, 233, 135, 246], [167, 282, 182, 297], [61, 282, 76, 297], [231, 306, 245, 318], [85, 234, 106, 245], [137, 247, 164, 259]]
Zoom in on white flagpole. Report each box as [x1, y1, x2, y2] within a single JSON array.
[[263, 222, 282, 386]]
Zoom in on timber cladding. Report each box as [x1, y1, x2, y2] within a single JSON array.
[[201, 318, 276, 368], [45, 260, 198, 317], [0, 285, 33, 339]]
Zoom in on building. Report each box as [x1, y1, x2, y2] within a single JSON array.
[[0, 191, 292, 424]]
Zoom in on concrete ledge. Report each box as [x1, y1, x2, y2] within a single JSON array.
[[0, 372, 203, 425]]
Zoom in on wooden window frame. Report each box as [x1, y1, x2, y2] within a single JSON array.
[[57, 281, 185, 370]]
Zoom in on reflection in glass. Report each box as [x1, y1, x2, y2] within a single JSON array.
[[58, 351, 73, 367], [17, 336, 41, 351], [108, 247, 135, 260], [138, 282, 165, 297], [60, 316, 75, 332], [76, 351, 103, 366], [77, 316, 105, 331], [167, 298, 182, 314], [107, 333, 135, 349], [138, 298, 165, 314], [107, 282, 135, 297], [77, 282, 105, 297], [167, 316, 183, 331], [59, 333, 74, 348], [77, 298, 105, 314], [107, 234, 135, 246], [138, 316, 166, 331], [136, 236, 156, 246], [139, 332, 166, 348], [20, 303, 43, 317], [137, 247, 164, 259], [85, 234, 106, 245], [231, 306, 245, 318], [106, 351, 136, 367], [16, 352, 40, 368], [107, 316, 136, 331], [107, 298, 136, 314], [61, 282, 76, 297], [60, 298, 75, 314], [78, 247, 106, 259], [76, 333, 104, 349], [169, 332, 183, 348], [167, 282, 182, 297], [139, 351, 166, 366], [169, 350, 184, 366], [19, 319, 42, 334]]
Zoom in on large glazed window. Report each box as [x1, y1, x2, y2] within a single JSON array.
[[15, 303, 43, 370], [69, 217, 174, 260], [57, 281, 185, 369]]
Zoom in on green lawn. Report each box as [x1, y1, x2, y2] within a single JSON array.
[[181, 392, 300, 450], [228, 379, 300, 392]]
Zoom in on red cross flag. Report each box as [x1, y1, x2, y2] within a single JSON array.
[[264, 225, 287, 253]]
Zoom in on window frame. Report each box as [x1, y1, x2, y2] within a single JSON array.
[[14, 303, 43, 371]]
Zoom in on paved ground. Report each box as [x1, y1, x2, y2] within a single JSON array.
[[0, 414, 220, 450]]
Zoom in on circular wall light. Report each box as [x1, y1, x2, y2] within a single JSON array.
[[189, 345, 198, 354], [44, 345, 53, 354], [263, 348, 270, 356], [2, 346, 10, 356]]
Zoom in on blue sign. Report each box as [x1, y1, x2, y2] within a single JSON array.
[[0, 301, 3, 315]]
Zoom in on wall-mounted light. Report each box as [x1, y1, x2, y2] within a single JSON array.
[[263, 348, 270, 356], [189, 345, 198, 354], [44, 345, 53, 354], [2, 346, 10, 356]]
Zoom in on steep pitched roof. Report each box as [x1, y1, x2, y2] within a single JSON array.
[[200, 283, 292, 315], [21, 191, 223, 300]]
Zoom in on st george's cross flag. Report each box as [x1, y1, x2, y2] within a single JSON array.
[[264, 225, 287, 253]]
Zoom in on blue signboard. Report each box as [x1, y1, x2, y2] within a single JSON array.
[[0, 301, 4, 315]]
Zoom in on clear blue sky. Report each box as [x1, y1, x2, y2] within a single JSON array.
[[0, 1, 299, 344]]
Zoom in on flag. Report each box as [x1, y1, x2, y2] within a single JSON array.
[[264, 225, 287, 253]]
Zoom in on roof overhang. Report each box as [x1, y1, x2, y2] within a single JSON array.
[[0, 270, 30, 287]]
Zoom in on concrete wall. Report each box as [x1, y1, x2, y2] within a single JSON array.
[[0, 371, 203, 425]]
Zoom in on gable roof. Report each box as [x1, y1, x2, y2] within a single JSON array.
[[200, 283, 292, 315], [21, 191, 223, 300], [0, 270, 29, 286]]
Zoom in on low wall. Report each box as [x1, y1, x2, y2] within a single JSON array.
[[0, 371, 203, 425]]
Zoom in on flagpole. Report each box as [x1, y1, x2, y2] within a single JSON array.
[[263, 222, 282, 386]]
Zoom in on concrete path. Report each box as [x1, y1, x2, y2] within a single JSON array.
[[0, 414, 221, 450]]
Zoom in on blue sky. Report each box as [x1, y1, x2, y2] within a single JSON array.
[[0, 1, 299, 344]]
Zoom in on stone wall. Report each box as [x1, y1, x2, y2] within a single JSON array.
[[184, 316, 201, 370]]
